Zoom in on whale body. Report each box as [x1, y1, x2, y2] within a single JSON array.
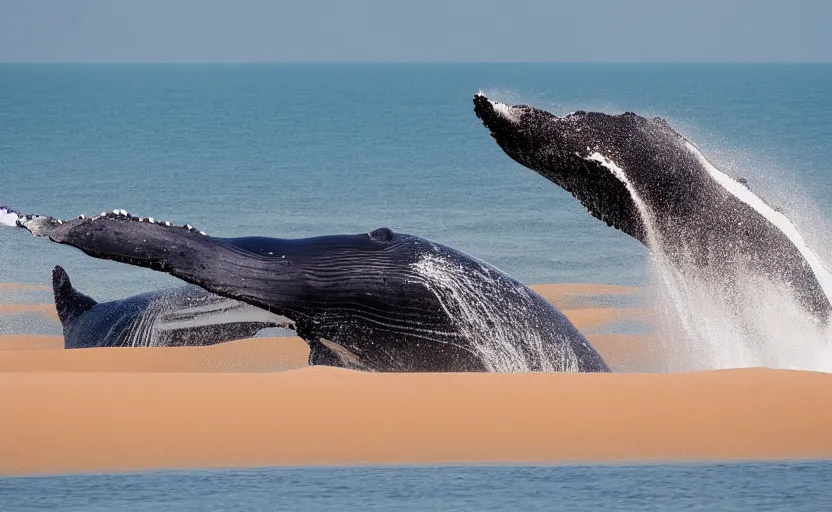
[[472, 93, 832, 321], [52, 265, 282, 348], [7, 208, 609, 372]]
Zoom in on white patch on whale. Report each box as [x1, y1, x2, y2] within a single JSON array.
[[118, 294, 288, 347], [492, 102, 521, 123], [477, 93, 522, 124], [157, 299, 293, 331], [411, 252, 579, 373], [584, 151, 708, 351], [586, 153, 634, 187], [585, 151, 832, 372], [684, 141, 832, 305]]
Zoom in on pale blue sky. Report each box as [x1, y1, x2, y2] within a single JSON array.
[[1, 0, 830, 62]]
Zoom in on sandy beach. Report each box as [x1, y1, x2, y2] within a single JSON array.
[[1, 282, 830, 476]]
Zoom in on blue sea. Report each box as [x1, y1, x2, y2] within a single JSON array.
[[1, 64, 831, 507], [2, 462, 831, 511], [2, 64, 832, 307]]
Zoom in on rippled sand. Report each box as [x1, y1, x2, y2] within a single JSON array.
[[1, 282, 830, 475]]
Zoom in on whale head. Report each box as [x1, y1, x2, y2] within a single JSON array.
[[474, 93, 667, 243], [473, 93, 832, 320]]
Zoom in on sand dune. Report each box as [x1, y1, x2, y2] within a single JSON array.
[[0, 334, 653, 373], [0, 283, 50, 291], [530, 283, 644, 309], [584, 334, 663, 372], [563, 307, 653, 330], [1, 367, 830, 475], [0, 336, 309, 373], [1, 282, 829, 476], [0, 303, 58, 322], [531, 283, 643, 296], [0, 334, 63, 351]]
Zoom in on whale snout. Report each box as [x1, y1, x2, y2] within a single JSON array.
[[473, 93, 529, 132], [473, 93, 560, 169]]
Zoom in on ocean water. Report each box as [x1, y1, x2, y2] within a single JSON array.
[[2, 64, 831, 308], [2, 462, 831, 511]]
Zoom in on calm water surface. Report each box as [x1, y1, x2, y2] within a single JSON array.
[[3, 462, 831, 511]]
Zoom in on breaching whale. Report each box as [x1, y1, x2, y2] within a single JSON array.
[[4, 207, 609, 372], [472, 93, 832, 321], [52, 265, 282, 348]]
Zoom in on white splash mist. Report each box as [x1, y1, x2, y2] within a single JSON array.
[[412, 251, 579, 372], [0, 207, 22, 227], [587, 152, 832, 372]]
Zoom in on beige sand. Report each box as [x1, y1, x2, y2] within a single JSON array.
[[0, 334, 64, 351], [0, 333, 652, 372], [0, 303, 58, 322], [0, 336, 309, 373], [563, 307, 653, 331], [530, 283, 644, 309], [1, 282, 830, 476], [1, 367, 830, 475], [0, 283, 50, 291], [0, 335, 651, 373], [584, 334, 663, 372]]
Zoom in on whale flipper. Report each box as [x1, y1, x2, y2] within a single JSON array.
[[52, 265, 97, 326], [18, 214, 290, 315], [51, 264, 285, 349]]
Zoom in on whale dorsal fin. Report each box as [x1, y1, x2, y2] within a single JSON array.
[[52, 265, 97, 326]]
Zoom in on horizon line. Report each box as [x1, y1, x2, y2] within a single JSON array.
[[1, 60, 831, 65]]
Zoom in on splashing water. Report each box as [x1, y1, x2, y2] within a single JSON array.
[[651, 260, 832, 371], [411, 251, 579, 372], [588, 153, 832, 372]]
